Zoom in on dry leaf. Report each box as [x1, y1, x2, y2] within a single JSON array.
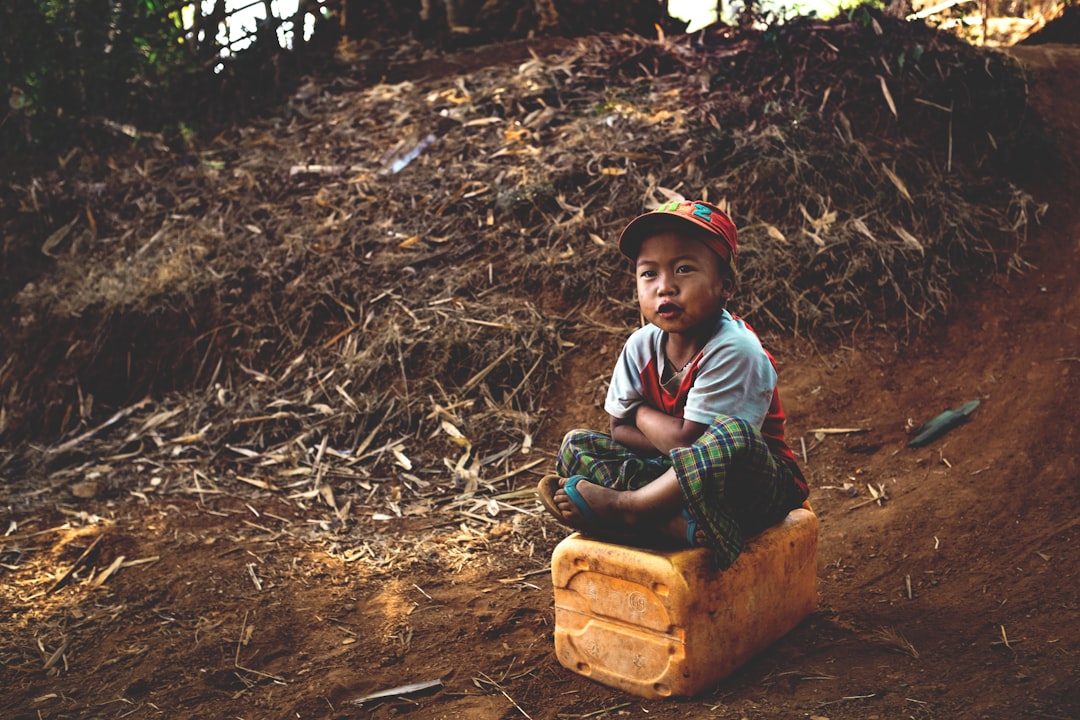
[[655, 186, 685, 204], [41, 215, 79, 256], [463, 117, 502, 127], [441, 420, 471, 448], [799, 203, 837, 233], [335, 385, 359, 411], [320, 483, 337, 509], [766, 224, 787, 243], [852, 218, 877, 240], [503, 126, 532, 143], [893, 225, 925, 254], [392, 447, 413, 470], [138, 407, 185, 433], [877, 75, 898, 119], [881, 164, 913, 202]]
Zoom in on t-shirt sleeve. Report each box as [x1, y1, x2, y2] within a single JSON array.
[[604, 326, 654, 419], [682, 328, 776, 428]]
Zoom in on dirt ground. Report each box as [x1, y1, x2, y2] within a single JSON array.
[[2, 42, 1079, 720]]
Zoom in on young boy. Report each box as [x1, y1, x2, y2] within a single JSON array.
[[538, 200, 808, 569]]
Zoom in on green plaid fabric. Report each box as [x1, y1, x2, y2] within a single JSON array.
[[558, 415, 807, 569], [557, 429, 671, 490], [671, 415, 806, 569]]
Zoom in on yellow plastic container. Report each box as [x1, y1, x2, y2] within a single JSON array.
[[551, 505, 818, 698]]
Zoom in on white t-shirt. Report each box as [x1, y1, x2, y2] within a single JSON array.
[[604, 310, 777, 429]]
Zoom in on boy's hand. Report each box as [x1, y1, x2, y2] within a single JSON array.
[[610, 411, 662, 456], [633, 405, 708, 456]]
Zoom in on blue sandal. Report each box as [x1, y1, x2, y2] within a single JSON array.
[[682, 508, 700, 547], [537, 475, 633, 541], [537, 475, 595, 531], [560, 475, 598, 525]]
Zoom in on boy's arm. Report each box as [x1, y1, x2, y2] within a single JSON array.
[[633, 404, 708, 455], [610, 406, 708, 457], [610, 412, 660, 456]]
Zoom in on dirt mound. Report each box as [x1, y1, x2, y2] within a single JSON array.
[[1, 16, 1078, 720], [0, 13, 1043, 468]]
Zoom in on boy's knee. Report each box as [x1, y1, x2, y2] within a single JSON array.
[[561, 428, 597, 448], [701, 414, 761, 447], [561, 427, 604, 451]]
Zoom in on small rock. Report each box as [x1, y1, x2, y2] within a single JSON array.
[[70, 479, 103, 499]]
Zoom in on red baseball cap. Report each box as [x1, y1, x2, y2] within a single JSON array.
[[618, 200, 738, 265]]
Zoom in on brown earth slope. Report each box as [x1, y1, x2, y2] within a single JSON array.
[[1, 43, 1078, 720]]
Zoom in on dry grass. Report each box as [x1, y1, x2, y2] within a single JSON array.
[[874, 625, 921, 659], [0, 14, 1050, 520]]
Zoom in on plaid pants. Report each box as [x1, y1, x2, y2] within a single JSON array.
[[557, 415, 807, 569]]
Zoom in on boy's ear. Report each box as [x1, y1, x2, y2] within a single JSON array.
[[718, 273, 736, 298]]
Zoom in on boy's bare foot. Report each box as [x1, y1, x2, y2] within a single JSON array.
[[537, 475, 696, 547], [553, 476, 638, 530], [536, 475, 640, 538], [659, 509, 708, 547]]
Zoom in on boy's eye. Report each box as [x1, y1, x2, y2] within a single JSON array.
[[676, 264, 696, 274], [639, 269, 657, 278]]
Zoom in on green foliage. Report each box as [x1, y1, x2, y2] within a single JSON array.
[[0, 0, 196, 154], [847, 3, 879, 26]]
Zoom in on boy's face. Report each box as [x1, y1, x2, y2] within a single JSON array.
[[635, 232, 734, 338]]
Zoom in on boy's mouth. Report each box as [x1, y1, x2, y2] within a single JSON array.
[[657, 301, 681, 318]]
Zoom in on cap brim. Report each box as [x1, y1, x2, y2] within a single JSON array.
[[618, 212, 732, 262], [618, 213, 705, 259]]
